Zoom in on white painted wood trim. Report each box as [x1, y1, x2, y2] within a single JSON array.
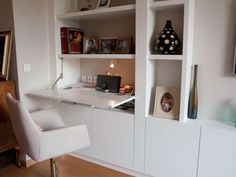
[[149, 54, 183, 61], [58, 54, 135, 60], [150, 0, 185, 10]]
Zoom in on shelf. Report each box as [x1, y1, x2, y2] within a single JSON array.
[[147, 115, 179, 122], [150, 0, 185, 10], [58, 54, 135, 60], [56, 4, 135, 21], [149, 54, 183, 61]]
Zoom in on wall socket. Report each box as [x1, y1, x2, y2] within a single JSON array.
[[82, 75, 86, 82], [23, 64, 31, 72], [87, 76, 93, 83]]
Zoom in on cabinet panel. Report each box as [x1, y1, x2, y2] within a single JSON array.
[[92, 108, 134, 169], [0, 80, 17, 152], [145, 118, 200, 177], [198, 127, 236, 177], [53, 102, 93, 157]]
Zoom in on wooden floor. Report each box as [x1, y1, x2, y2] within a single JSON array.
[[0, 155, 133, 177]]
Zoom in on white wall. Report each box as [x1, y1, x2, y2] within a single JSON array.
[[0, 0, 19, 97], [193, 0, 236, 123], [12, 0, 51, 110]]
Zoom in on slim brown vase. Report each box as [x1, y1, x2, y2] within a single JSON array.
[[188, 65, 198, 119]]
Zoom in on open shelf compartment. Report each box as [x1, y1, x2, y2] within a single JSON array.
[[146, 59, 182, 121], [56, 4, 136, 21], [149, 1, 184, 56]]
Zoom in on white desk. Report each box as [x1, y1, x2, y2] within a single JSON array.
[[27, 88, 135, 109]]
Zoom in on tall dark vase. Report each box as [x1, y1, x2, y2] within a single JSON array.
[[188, 65, 198, 119], [154, 20, 181, 54]]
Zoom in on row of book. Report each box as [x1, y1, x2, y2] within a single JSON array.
[[60, 27, 134, 54]]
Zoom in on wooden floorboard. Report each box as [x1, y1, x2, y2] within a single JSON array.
[[0, 155, 134, 177]]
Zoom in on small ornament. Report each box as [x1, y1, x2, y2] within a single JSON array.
[[154, 20, 181, 54]]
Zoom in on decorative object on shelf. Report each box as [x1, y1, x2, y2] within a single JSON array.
[[154, 86, 180, 120], [154, 20, 181, 54], [60, 27, 83, 54], [0, 31, 12, 80], [116, 37, 132, 54], [188, 65, 198, 119], [83, 36, 98, 54], [99, 37, 117, 54], [80, 0, 93, 11], [97, 0, 111, 8]]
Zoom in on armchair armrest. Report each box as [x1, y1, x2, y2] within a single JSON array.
[[39, 125, 90, 161]]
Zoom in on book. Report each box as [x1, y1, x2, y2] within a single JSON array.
[[60, 27, 83, 54]]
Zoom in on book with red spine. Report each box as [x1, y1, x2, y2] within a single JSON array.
[[60, 27, 69, 54]]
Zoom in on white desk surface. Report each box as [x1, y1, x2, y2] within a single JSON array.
[[27, 88, 135, 109]]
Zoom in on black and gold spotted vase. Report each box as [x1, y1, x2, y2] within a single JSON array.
[[154, 20, 181, 54]]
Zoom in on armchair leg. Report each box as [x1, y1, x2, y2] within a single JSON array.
[[50, 158, 58, 177]]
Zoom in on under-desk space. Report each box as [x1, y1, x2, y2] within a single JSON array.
[[27, 88, 135, 110]]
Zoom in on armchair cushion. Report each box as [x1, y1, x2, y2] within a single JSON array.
[[31, 109, 65, 131]]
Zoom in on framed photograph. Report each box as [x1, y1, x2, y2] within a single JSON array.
[[97, 0, 111, 8], [0, 31, 13, 80], [83, 36, 98, 54], [99, 37, 117, 54], [116, 37, 132, 54], [67, 28, 83, 54], [154, 86, 180, 120]]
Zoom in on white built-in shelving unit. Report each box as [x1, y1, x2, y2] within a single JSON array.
[[53, 1, 136, 87], [50, 0, 197, 176], [145, 0, 194, 122]]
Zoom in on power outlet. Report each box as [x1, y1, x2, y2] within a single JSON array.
[[82, 75, 86, 82], [87, 76, 93, 83], [93, 76, 97, 84], [23, 64, 31, 72]]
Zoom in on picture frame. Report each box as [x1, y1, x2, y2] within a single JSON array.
[[83, 36, 99, 54], [116, 37, 132, 54], [96, 0, 111, 8], [99, 37, 117, 54], [154, 86, 180, 120], [0, 31, 13, 80], [67, 28, 83, 54]]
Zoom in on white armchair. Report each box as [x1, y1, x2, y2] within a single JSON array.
[[6, 93, 90, 177]]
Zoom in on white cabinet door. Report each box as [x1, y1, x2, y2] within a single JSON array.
[[53, 102, 93, 157], [145, 118, 200, 177], [92, 108, 134, 170], [198, 126, 236, 177]]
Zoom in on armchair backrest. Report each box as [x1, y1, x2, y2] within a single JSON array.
[[6, 93, 41, 160]]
